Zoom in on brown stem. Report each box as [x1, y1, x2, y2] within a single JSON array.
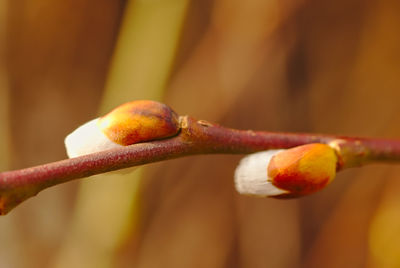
[[1, 116, 400, 215]]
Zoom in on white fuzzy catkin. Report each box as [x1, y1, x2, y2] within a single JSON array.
[[64, 118, 123, 158], [234, 150, 289, 197]]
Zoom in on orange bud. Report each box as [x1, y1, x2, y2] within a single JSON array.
[[65, 100, 180, 158], [234, 143, 338, 198], [268, 143, 337, 197], [98, 100, 180, 146]]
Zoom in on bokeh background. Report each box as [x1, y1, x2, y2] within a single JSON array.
[[1, 0, 400, 267]]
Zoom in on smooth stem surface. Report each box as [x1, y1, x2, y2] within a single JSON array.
[[1, 116, 400, 215]]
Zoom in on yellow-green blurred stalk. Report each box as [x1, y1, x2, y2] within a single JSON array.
[[54, 0, 189, 267], [0, 1, 10, 172]]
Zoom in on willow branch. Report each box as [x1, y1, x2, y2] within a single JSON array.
[[1, 116, 400, 215]]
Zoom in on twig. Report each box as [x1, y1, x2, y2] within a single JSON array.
[[1, 116, 400, 215]]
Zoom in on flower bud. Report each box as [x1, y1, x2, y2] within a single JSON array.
[[234, 143, 338, 198], [65, 100, 180, 158]]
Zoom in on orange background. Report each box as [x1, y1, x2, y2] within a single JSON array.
[[1, 0, 400, 267]]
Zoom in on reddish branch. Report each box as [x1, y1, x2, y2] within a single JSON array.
[[1, 116, 400, 215]]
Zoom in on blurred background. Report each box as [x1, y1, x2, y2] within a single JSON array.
[[1, 0, 400, 267]]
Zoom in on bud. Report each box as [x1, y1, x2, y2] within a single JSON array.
[[234, 143, 338, 198], [65, 100, 180, 158]]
